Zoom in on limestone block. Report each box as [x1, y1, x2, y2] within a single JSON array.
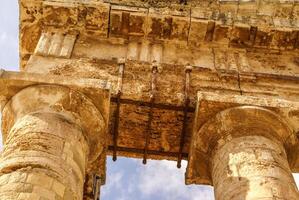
[[139, 40, 150, 62], [188, 18, 208, 46], [109, 6, 148, 39], [19, 0, 43, 56], [151, 44, 163, 63], [213, 50, 239, 74], [219, 1, 238, 25], [213, 23, 231, 44], [270, 29, 298, 50], [191, 3, 219, 20], [42, 2, 79, 27], [238, 0, 257, 17], [230, 23, 252, 47], [257, 0, 277, 16], [127, 41, 139, 60], [85, 3, 110, 37], [147, 7, 190, 42], [254, 27, 274, 48]]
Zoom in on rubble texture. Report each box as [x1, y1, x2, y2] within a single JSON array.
[[0, 0, 299, 199]]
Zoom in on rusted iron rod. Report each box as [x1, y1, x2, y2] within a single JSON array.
[[143, 62, 158, 164], [108, 146, 189, 159], [177, 65, 192, 168], [110, 97, 195, 112], [112, 58, 125, 161]]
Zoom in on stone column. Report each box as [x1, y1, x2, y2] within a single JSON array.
[[211, 135, 299, 200], [187, 106, 299, 200], [0, 85, 105, 200]]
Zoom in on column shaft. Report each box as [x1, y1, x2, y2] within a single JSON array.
[[211, 135, 299, 200], [0, 112, 88, 200]]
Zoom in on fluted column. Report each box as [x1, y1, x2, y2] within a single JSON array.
[[0, 85, 105, 200]]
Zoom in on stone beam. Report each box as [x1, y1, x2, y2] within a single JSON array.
[[19, 0, 299, 68]]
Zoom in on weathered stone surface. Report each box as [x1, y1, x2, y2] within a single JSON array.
[[212, 136, 299, 200], [1, 0, 299, 199], [19, 0, 299, 68], [0, 83, 109, 199], [187, 94, 299, 185], [35, 33, 77, 58], [0, 85, 106, 199]]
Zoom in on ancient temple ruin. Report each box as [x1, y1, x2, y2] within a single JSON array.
[[1, 0, 299, 199]]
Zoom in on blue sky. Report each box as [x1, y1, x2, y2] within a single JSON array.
[[0, 1, 298, 200]]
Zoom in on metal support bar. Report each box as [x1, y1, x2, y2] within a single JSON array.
[[143, 62, 158, 164], [110, 97, 195, 112], [177, 65, 192, 168], [93, 175, 101, 200], [112, 58, 125, 161], [108, 146, 189, 159]]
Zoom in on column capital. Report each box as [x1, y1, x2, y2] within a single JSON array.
[[0, 71, 111, 198], [186, 92, 299, 185], [194, 106, 295, 156], [2, 84, 106, 162]]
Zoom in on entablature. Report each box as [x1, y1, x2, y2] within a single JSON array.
[[20, 0, 299, 68]]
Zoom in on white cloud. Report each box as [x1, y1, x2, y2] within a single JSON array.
[[137, 160, 214, 200], [0, 0, 19, 70], [101, 158, 214, 200], [0, 31, 19, 69], [101, 171, 125, 197], [0, 32, 7, 41]]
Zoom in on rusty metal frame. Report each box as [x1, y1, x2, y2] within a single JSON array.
[[112, 58, 125, 161], [177, 65, 192, 168], [110, 97, 195, 112], [108, 146, 188, 160], [108, 146, 189, 159]]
